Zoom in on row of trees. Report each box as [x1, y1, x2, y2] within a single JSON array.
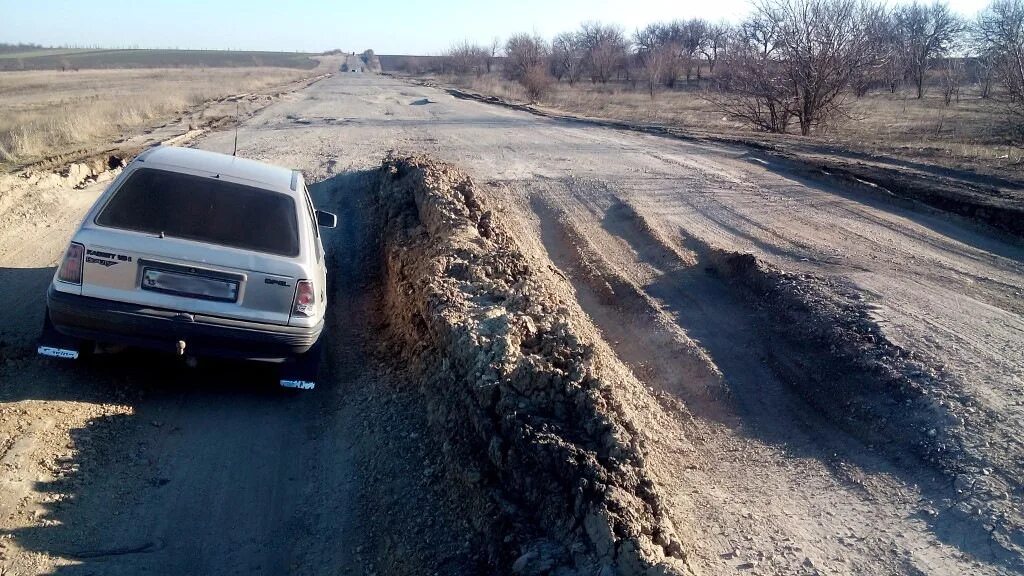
[[440, 0, 1024, 135], [715, 0, 1023, 134]]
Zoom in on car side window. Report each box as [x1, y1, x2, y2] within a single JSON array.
[[303, 186, 323, 262], [303, 188, 319, 239]]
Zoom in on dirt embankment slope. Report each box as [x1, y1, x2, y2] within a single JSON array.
[[376, 154, 692, 575]]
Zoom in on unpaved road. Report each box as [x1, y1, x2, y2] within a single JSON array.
[[1, 73, 1022, 575]]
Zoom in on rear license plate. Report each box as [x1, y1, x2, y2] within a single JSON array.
[[142, 268, 239, 302]]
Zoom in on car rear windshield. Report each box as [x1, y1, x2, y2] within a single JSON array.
[[96, 168, 300, 257]]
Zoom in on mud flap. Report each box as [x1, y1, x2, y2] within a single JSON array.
[[37, 309, 82, 360], [278, 340, 321, 390]]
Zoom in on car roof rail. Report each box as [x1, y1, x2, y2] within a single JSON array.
[[290, 169, 301, 191]]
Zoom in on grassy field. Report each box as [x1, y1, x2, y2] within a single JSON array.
[[0, 48, 318, 71], [453, 74, 1024, 179], [0, 67, 312, 166]]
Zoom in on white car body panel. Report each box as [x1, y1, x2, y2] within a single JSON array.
[[50, 146, 329, 340]]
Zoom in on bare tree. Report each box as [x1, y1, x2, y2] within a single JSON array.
[[701, 23, 731, 75], [882, 21, 909, 94], [580, 22, 630, 83], [975, 0, 1024, 116], [708, 13, 795, 132], [647, 22, 682, 87], [552, 31, 586, 85], [896, 2, 965, 98], [488, 37, 502, 73], [970, 50, 995, 98], [641, 21, 700, 85], [711, 0, 881, 136], [443, 41, 490, 76], [634, 25, 670, 97], [974, 49, 998, 98], [680, 19, 710, 81], [940, 57, 966, 104], [505, 33, 550, 81], [851, 4, 898, 96], [778, 0, 883, 135]]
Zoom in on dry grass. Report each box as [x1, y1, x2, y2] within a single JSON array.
[[450, 74, 1023, 179], [0, 67, 310, 165], [827, 92, 1023, 169]]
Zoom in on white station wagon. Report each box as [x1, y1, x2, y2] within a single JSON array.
[[38, 146, 336, 390]]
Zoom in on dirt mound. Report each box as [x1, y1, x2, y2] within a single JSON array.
[[376, 154, 691, 575], [705, 248, 963, 467]]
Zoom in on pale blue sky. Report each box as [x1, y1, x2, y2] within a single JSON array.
[[0, 0, 994, 55]]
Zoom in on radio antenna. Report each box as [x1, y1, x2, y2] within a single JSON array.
[[232, 101, 240, 156]]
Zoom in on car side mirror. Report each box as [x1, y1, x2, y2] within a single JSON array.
[[315, 210, 337, 229]]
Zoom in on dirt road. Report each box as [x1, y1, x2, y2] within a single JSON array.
[[1, 73, 1021, 575]]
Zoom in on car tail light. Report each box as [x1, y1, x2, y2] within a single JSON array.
[[57, 242, 85, 284], [293, 280, 315, 317]]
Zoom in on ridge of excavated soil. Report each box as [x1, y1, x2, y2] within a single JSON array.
[[375, 153, 692, 575]]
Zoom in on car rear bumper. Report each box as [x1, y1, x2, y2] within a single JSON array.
[[46, 286, 322, 360]]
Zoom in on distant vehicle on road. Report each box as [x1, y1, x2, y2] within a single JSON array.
[[38, 146, 336, 390]]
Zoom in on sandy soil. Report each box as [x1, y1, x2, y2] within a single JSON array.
[[0, 73, 1021, 575]]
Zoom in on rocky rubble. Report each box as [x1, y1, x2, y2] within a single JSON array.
[[376, 154, 691, 575]]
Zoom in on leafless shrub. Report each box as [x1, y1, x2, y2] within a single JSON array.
[[519, 65, 554, 101], [708, 18, 795, 133], [505, 33, 550, 81], [941, 58, 966, 104], [710, 0, 881, 135], [443, 40, 489, 77]]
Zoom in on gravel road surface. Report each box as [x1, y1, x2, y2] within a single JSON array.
[[1, 73, 1021, 575]]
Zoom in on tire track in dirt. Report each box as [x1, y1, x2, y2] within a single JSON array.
[[522, 177, 1018, 574]]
